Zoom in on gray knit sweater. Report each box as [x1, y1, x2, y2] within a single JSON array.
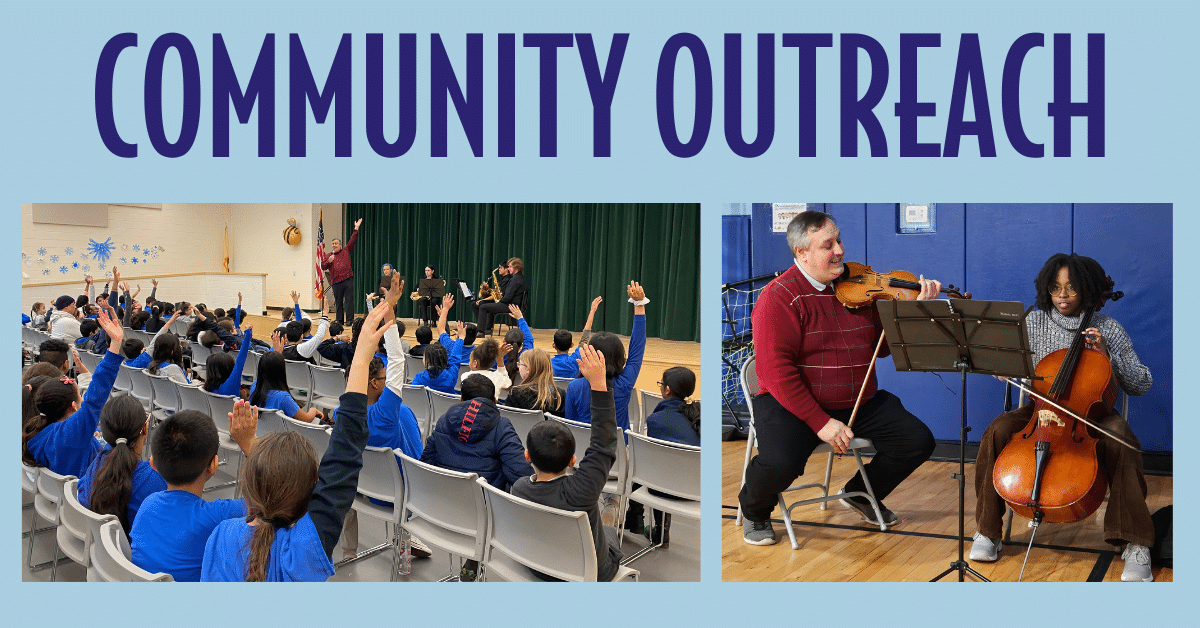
[[1025, 309, 1152, 397]]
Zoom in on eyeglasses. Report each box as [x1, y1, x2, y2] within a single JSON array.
[[1048, 285, 1077, 297]]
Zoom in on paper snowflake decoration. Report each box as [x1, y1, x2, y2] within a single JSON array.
[[59, 266, 68, 274], [50, 255, 59, 263], [37, 247, 46, 256], [72, 262, 79, 269], [131, 257, 139, 264], [133, 244, 140, 252], [119, 257, 127, 264], [105, 270, 112, 278], [86, 237, 115, 266], [83, 265, 90, 272], [149, 248, 159, 258], [121, 243, 128, 251], [64, 247, 73, 255], [42, 269, 50, 276]]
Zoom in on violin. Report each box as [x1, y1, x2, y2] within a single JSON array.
[[992, 275, 1126, 525], [834, 262, 971, 309]]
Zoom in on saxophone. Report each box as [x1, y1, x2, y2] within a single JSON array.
[[410, 290, 421, 301], [480, 269, 501, 302]]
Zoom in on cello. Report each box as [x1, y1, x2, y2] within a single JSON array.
[[991, 278, 1138, 580]]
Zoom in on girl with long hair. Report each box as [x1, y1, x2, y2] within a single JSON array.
[[203, 325, 255, 397], [565, 280, 648, 434], [248, 350, 324, 423], [147, 333, 191, 384], [200, 299, 393, 581], [77, 396, 167, 533], [460, 338, 513, 400], [411, 342, 457, 394], [646, 366, 701, 446], [505, 348, 564, 415]]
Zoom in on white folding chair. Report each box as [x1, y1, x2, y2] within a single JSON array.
[[76, 350, 102, 374], [404, 354, 425, 384], [203, 389, 243, 492], [627, 393, 642, 434], [340, 446, 407, 580], [552, 377, 573, 396], [189, 342, 211, 378], [282, 415, 332, 461], [170, 317, 189, 337], [397, 453, 487, 581], [57, 478, 118, 576], [496, 404, 543, 446], [111, 361, 134, 397], [308, 363, 347, 413], [148, 374, 182, 417], [402, 385, 432, 442], [284, 359, 314, 403], [32, 468, 77, 578], [620, 431, 701, 564], [254, 407, 290, 438], [241, 349, 261, 385], [736, 356, 887, 550], [428, 387, 461, 432], [477, 478, 638, 582], [124, 364, 155, 411], [89, 520, 174, 582], [548, 416, 628, 521], [176, 382, 211, 413], [637, 389, 664, 435]]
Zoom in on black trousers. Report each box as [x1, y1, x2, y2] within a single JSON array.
[[332, 278, 354, 325], [738, 390, 936, 522], [474, 301, 509, 332], [417, 297, 433, 325]]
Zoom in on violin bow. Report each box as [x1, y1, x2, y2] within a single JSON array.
[[847, 331, 886, 429], [1000, 377, 1142, 452]]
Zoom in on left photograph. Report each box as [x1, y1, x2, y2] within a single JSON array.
[[21, 202, 700, 583]]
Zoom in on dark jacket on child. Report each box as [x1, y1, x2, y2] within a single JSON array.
[[421, 398, 532, 491]]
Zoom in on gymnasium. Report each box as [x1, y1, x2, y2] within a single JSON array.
[[21, 202, 700, 582], [721, 204, 1172, 582]]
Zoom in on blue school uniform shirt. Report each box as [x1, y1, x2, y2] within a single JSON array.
[[251, 388, 301, 418], [130, 490, 247, 582], [201, 514, 335, 582], [438, 332, 465, 366], [77, 452, 167, 527], [565, 313, 646, 435], [551, 350, 582, 378], [411, 367, 458, 395], [26, 351, 122, 478], [214, 329, 253, 397], [367, 388, 424, 461], [125, 352, 152, 369]]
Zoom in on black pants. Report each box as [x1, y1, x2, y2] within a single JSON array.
[[417, 298, 433, 325], [474, 301, 509, 332], [332, 278, 354, 325], [738, 390, 936, 522]]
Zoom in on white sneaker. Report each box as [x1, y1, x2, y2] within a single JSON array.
[[1120, 543, 1153, 582], [969, 532, 1002, 562]]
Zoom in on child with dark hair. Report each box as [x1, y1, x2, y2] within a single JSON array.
[[24, 309, 125, 477], [123, 338, 151, 368], [512, 345, 622, 581], [411, 343, 456, 394], [200, 299, 392, 581], [75, 319, 101, 353], [430, 294, 475, 367], [77, 396, 166, 533], [37, 339, 71, 373], [460, 338, 513, 399], [565, 281, 647, 435], [500, 304, 535, 383], [148, 333, 191, 384], [410, 325, 433, 356], [551, 296, 602, 378], [249, 350, 324, 423], [202, 324, 255, 396], [640, 365, 701, 546], [129, 410, 252, 582], [422, 373, 533, 491]]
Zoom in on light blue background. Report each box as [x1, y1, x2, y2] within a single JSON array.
[[4, 0, 1194, 622]]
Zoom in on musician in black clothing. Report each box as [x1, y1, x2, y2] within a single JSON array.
[[474, 258, 527, 334]]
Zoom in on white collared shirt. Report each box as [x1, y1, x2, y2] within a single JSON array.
[[794, 260, 828, 292]]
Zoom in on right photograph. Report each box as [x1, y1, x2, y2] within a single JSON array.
[[719, 204, 1173, 583]]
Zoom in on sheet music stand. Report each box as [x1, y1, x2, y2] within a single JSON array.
[[453, 279, 472, 323], [876, 298, 1035, 583]]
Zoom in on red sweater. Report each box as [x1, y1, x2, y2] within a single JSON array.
[[319, 228, 358, 284], [752, 265, 889, 433]]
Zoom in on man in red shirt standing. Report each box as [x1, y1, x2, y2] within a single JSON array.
[[740, 211, 939, 546], [320, 217, 363, 325]]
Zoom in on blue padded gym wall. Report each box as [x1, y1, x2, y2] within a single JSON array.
[[723, 204, 1172, 452]]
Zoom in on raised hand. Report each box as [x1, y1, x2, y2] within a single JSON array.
[[151, 279, 158, 287], [499, 342, 514, 357], [271, 330, 285, 352], [577, 344, 607, 391], [237, 291, 242, 304], [290, 290, 300, 304], [96, 307, 125, 353], [508, 304, 523, 319], [627, 280, 645, 301], [590, 295, 603, 311], [243, 322, 254, 332], [228, 400, 260, 455], [353, 217, 363, 230], [71, 347, 89, 374], [84, 276, 93, 286], [111, 266, 120, 283], [385, 274, 403, 305]]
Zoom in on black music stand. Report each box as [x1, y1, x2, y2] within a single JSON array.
[[875, 298, 1035, 583], [452, 278, 473, 325]]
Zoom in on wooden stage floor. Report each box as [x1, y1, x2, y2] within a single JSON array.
[[244, 312, 701, 398], [721, 440, 1173, 582]]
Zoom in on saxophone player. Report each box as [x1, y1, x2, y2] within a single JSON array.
[[473, 258, 527, 334]]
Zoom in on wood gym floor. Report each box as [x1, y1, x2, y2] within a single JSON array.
[[721, 439, 1173, 582]]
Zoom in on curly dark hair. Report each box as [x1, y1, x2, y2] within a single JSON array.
[[1032, 253, 1108, 313]]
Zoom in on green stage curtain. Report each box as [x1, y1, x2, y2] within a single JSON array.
[[344, 203, 700, 342]]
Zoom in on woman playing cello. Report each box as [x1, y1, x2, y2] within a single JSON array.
[[970, 253, 1155, 581]]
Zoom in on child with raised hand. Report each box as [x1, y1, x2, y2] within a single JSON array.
[[202, 323, 254, 397], [511, 344, 622, 581], [130, 407, 254, 582], [551, 296, 601, 378], [460, 338, 514, 400], [23, 307, 126, 478], [201, 299, 392, 582], [77, 395, 166, 534], [565, 281, 647, 434], [500, 303, 535, 382]]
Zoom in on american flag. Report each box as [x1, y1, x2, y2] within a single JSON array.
[[314, 208, 326, 299]]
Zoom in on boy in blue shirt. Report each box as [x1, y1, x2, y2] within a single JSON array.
[[129, 410, 254, 582], [551, 296, 601, 378]]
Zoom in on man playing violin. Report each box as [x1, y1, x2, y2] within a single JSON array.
[[970, 253, 1155, 581], [740, 211, 939, 546]]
